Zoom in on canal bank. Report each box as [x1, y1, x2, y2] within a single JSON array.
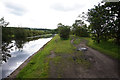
[[1, 37, 52, 79], [7, 38, 52, 78], [6, 35, 119, 78]]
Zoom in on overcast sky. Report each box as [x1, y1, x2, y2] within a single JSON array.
[[0, 0, 101, 29]]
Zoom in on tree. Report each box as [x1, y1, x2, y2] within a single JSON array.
[[87, 3, 107, 43], [58, 23, 70, 39], [72, 20, 89, 37], [0, 17, 11, 62], [87, 2, 119, 44], [104, 2, 120, 44], [0, 17, 9, 27]]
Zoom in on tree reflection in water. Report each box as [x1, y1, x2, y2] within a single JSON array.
[[2, 39, 27, 63], [1, 34, 54, 63]]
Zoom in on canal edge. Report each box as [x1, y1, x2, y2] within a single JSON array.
[[6, 39, 52, 78]]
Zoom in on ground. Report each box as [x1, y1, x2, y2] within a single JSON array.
[[8, 35, 119, 78], [48, 36, 119, 78]]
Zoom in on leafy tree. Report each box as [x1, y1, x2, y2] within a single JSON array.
[[72, 20, 89, 37], [104, 2, 120, 44], [0, 17, 9, 27], [1, 18, 11, 42], [87, 2, 119, 44], [58, 23, 70, 39], [0, 17, 11, 62], [87, 3, 107, 43]]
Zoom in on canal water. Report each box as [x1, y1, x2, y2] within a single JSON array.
[[0, 37, 52, 79]]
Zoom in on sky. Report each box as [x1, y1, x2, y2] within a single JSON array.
[[0, 0, 101, 29]]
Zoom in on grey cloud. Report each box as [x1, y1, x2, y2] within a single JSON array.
[[51, 3, 84, 12], [4, 2, 27, 16]]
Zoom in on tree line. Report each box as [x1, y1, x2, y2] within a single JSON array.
[[58, 2, 119, 45], [57, 20, 89, 40], [1, 17, 57, 42], [0, 17, 57, 62]]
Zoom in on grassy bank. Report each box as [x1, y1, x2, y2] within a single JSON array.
[[17, 34, 119, 78], [16, 35, 82, 78], [16, 35, 119, 78], [16, 35, 91, 78], [84, 37, 120, 60], [16, 35, 59, 78]]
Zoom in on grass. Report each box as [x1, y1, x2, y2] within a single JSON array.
[[54, 36, 76, 54], [73, 38, 81, 45], [16, 35, 58, 78], [52, 56, 62, 65], [16, 35, 77, 78], [75, 58, 91, 69], [84, 37, 120, 60], [16, 34, 119, 78]]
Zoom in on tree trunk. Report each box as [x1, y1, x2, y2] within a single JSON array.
[[97, 39, 100, 44], [97, 33, 100, 44], [116, 38, 120, 45]]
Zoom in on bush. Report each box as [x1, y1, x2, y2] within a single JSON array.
[[58, 25, 70, 40], [74, 26, 89, 37]]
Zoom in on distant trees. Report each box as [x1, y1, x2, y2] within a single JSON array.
[[72, 20, 89, 37], [87, 2, 119, 44], [57, 19, 89, 39], [14, 28, 27, 40], [1, 17, 57, 62], [58, 23, 70, 39], [2, 27, 57, 42]]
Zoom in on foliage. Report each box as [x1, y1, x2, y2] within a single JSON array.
[[0, 17, 11, 62], [104, 2, 120, 44], [2, 27, 57, 42], [14, 28, 27, 40], [87, 2, 120, 44], [72, 20, 89, 37], [87, 3, 106, 43], [58, 23, 70, 40], [73, 38, 81, 45], [0, 17, 9, 27]]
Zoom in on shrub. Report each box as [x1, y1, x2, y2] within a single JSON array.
[[58, 25, 70, 40]]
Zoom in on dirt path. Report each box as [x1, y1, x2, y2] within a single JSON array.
[[73, 39, 119, 78], [7, 38, 119, 78], [49, 38, 119, 78]]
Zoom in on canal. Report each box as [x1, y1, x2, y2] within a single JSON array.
[[0, 37, 52, 79]]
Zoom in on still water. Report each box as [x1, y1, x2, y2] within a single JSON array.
[[1, 37, 52, 79]]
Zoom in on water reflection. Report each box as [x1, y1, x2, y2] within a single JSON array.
[[1, 34, 54, 63], [1, 37, 52, 78], [2, 39, 27, 62]]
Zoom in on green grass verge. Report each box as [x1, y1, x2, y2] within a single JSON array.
[[16, 34, 119, 78], [84, 37, 120, 60], [16, 35, 57, 78], [73, 38, 81, 45], [16, 35, 76, 78]]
